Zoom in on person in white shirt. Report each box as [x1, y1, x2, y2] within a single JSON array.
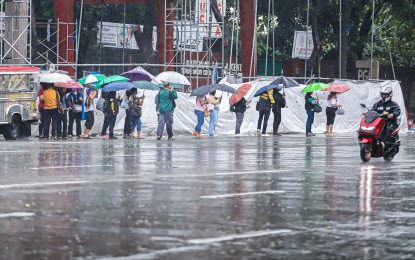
[[326, 92, 340, 137]]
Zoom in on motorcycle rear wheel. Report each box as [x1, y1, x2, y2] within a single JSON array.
[[360, 143, 372, 162], [383, 147, 398, 162]]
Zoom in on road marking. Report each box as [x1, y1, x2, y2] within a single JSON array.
[[200, 190, 285, 199], [0, 212, 35, 218], [187, 229, 292, 244], [157, 169, 290, 179], [29, 165, 112, 170], [0, 181, 89, 189]]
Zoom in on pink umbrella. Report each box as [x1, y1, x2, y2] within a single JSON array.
[[323, 83, 351, 94], [55, 80, 84, 89], [229, 84, 252, 106]]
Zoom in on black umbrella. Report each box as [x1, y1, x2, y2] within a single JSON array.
[[190, 84, 237, 97], [270, 76, 300, 88]]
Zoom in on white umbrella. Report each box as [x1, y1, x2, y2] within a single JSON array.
[[156, 71, 191, 85], [40, 72, 71, 83]]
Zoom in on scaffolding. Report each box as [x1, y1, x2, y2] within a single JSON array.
[[0, 0, 32, 64], [164, 0, 226, 87]]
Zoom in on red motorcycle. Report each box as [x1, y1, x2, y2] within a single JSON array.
[[358, 106, 400, 162]]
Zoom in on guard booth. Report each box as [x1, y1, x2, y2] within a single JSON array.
[[0, 66, 40, 140]]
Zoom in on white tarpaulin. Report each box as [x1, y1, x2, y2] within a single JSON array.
[[32, 80, 408, 136]]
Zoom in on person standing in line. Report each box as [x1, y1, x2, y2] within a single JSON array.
[[257, 89, 275, 136], [67, 88, 83, 139], [193, 95, 208, 139], [272, 86, 286, 136], [230, 97, 248, 135], [305, 92, 318, 137], [128, 88, 145, 139], [37, 84, 45, 139], [100, 91, 119, 139], [121, 89, 132, 138], [83, 84, 97, 139], [56, 87, 69, 140], [156, 82, 177, 140], [40, 83, 60, 140], [208, 90, 222, 137], [326, 92, 340, 137]]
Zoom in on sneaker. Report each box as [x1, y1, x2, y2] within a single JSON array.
[[168, 136, 176, 140], [235, 133, 242, 136], [100, 135, 109, 139], [272, 133, 281, 136], [156, 136, 162, 140], [109, 135, 118, 140], [306, 132, 316, 137], [256, 129, 261, 137]]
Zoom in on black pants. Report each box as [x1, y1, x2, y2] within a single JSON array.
[[38, 108, 44, 137], [272, 107, 281, 134], [257, 110, 270, 134], [57, 110, 68, 138], [68, 111, 82, 136], [43, 108, 59, 139], [101, 114, 117, 137], [84, 111, 94, 130], [124, 110, 131, 134], [326, 107, 336, 125]]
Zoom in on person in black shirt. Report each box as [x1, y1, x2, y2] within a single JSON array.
[[230, 97, 248, 135], [272, 87, 286, 136]]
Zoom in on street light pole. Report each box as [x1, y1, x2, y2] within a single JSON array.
[[370, 0, 374, 80], [339, 0, 342, 79], [304, 0, 309, 83]]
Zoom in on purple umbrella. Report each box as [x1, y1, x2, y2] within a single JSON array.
[[121, 66, 161, 83]]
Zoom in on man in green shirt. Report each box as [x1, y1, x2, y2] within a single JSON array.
[[156, 82, 178, 140]]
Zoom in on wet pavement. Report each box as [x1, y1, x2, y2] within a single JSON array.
[[0, 133, 415, 259]]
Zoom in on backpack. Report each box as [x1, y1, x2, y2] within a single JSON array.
[[129, 96, 142, 118]]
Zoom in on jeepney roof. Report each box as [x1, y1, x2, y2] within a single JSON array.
[[0, 66, 41, 74]]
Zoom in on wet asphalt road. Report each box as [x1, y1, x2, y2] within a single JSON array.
[[0, 134, 415, 259]]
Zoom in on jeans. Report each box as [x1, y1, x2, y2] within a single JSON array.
[[68, 111, 82, 136], [235, 112, 244, 134], [43, 108, 59, 138], [101, 114, 117, 137], [194, 110, 205, 133], [272, 107, 282, 134], [157, 111, 174, 138], [38, 108, 44, 137], [306, 110, 315, 134], [124, 110, 131, 134], [57, 110, 68, 138], [130, 117, 142, 132], [208, 107, 219, 136], [257, 110, 270, 134]]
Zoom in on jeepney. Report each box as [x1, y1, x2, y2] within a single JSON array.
[[0, 66, 40, 140]]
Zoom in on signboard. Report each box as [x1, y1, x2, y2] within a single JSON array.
[[97, 22, 157, 51], [356, 60, 379, 80], [173, 23, 205, 52], [196, 0, 226, 38], [292, 31, 314, 59]]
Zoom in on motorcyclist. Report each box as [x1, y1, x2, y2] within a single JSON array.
[[370, 85, 401, 143]]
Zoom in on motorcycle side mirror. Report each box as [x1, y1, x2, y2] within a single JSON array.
[[360, 103, 367, 108]]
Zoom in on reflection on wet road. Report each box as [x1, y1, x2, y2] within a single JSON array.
[[0, 134, 415, 259]]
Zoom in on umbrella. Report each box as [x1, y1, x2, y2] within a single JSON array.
[[270, 76, 300, 88], [157, 82, 183, 90], [301, 82, 330, 93], [132, 81, 159, 91], [190, 84, 236, 97], [254, 84, 282, 97], [156, 71, 191, 85], [55, 80, 84, 89], [121, 67, 162, 84], [229, 84, 252, 106], [102, 82, 134, 92], [322, 83, 351, 94], [40, 73, 71, 83], [95, 75, 129, 89], [78, 74, 107, 85]]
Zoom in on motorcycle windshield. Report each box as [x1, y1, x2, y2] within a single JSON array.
[[364, 111, 379, 124]]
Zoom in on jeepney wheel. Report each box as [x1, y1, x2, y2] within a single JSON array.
[[4, 115, 21, 140]]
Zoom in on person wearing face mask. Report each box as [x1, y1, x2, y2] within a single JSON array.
[[370, 85, 401, 143]]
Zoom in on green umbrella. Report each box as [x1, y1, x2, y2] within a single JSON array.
[[132, 81, 159, 91], [301, 82, 330, 93], [95, 75, 129, 89], [78, 74, 107, 85], [157, 82, 183, 90]]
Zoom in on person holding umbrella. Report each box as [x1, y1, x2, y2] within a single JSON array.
[[40, 83, 60, 140], [100, 91, 119, 140], [272, 85, 286, 136], [257, 89, 275, 136], [156, 82, 177, 140], [208, 90, 222, 137], [305, 92, 318, 137], [229, 83, 252, 135], [67, 88, 83, 139], [326, 92, 341, 137], [193, 95, 209, 138], [83, 83, 97, 139]]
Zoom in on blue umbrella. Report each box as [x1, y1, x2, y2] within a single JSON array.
[[102, 82, 134, 92], [254, 84, 282, 97], [190, 84, 237, 97]]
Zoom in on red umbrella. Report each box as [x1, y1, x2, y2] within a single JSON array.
[[229, 84, 252, 106], [55, 80, 84, 89], [323, 83, 351, 94]]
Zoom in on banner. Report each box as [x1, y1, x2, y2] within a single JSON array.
[[292, 31, 314, 59], [98, 22, 157, 51], [196, 0, 226, 38]]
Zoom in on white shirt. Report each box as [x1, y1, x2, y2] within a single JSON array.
[[327, 98, 337, 108]]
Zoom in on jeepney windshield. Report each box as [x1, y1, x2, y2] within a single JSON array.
[[0, 73, 35, 92]]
